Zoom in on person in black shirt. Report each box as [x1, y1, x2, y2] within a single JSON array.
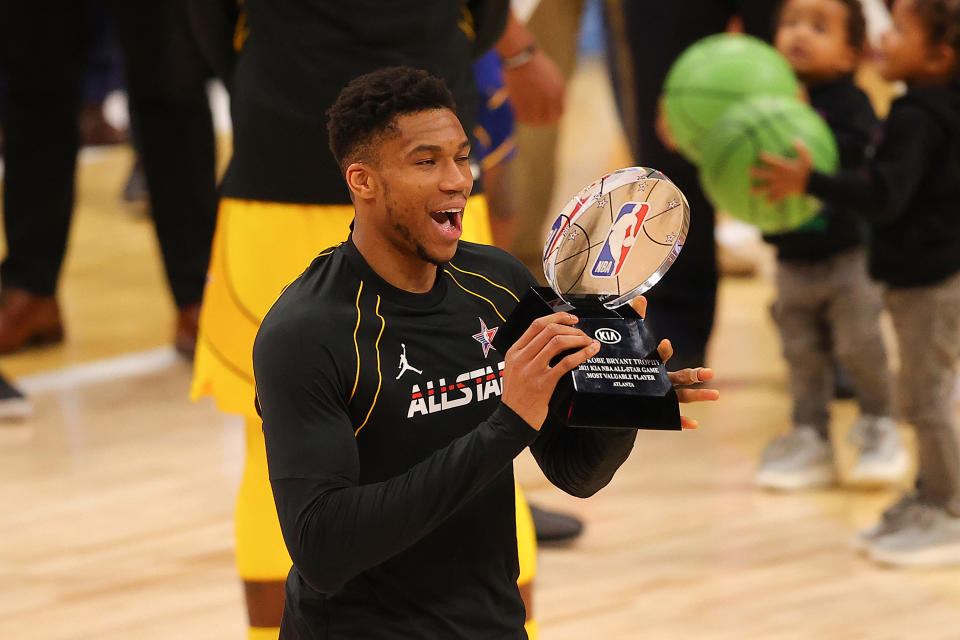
[[253, 66, 717, 637], [754, 0, 960, 567], [754, 0, 904, 491]]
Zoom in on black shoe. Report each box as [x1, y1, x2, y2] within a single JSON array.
[[0, 372, 32, 419], [530, 504, 584, 544]]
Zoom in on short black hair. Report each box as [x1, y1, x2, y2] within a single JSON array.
[[775, 0, 868, 52], [326, 66, 457, 173], [912, 0, 960, 67]]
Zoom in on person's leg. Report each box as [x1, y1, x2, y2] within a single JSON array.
[[109, 0, 218, 325], [826, 249, 904, 485], [0, 1, 88, 352], [756, 258, 836, 490], [604, 0, 741, 367], [866, 273, 960, 566], [78, 4, 127, 147], [887, 276, 960, 511], [236, 418, 291, 639]]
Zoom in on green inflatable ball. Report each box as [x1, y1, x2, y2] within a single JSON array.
[[699, 95, 839, 234], [662, 33, 799, 163]]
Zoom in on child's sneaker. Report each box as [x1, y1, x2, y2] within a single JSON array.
[[853, 492, 922, 552], [755, 426, 837, 490], [846, 415, 909, 486], [864, 500, 960, 567]]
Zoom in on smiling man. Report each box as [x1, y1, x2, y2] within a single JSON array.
[[253, 67, 715, 638]]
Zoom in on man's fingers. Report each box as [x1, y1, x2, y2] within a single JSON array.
[[629, 295, 648, 318], [551, 341, 601, 380], [676, 387, 720, 403], [510, 312, 578, 352], [657, 338, 673, 363], [523, 323, 589, 362], [668, 366, 714, 386], [533, 334, 596, 369], [680, 415, 699, 430]]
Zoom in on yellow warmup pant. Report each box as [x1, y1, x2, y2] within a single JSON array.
[[192, 197, 536, 636]]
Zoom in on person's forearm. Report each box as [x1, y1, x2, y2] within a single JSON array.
[[530, 407, 637, 498], [807, 167, 905, 225], [807, 169, 882, 214], [273, 404, 536, 594]]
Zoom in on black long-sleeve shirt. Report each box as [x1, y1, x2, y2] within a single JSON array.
[[806, 82, 960, 287], [253, 238, 636, 638], [763, 75, 877, 260]]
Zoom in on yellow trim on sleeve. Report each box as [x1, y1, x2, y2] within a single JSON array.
[[444, 270, 506, 322], [349, 281, 363, 403], [447, 262, 520, 303], [355, 295, 384, 436]]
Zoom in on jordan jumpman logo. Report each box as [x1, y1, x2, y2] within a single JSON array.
[[395, 343, 423, 380]]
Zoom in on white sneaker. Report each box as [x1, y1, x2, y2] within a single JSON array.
[[846, 416, 909, 487], [865, 501, 960, 567], [755, 426, 837, 490], [853, 492, 922, 552]]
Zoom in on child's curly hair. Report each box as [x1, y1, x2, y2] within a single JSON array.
[[912, 0, 960, 70]]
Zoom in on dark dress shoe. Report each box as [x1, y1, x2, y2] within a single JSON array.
[[530, 504, 584, 544], [0, 288, 64, 354]]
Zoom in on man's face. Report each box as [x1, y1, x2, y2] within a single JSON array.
[[367, 109, 473, 266]]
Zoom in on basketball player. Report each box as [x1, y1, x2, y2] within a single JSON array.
[[188, 4, 559, 637], [253, 65, 717, 638]]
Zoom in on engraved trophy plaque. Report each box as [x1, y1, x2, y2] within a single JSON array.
[[493, 167, 690, 429]]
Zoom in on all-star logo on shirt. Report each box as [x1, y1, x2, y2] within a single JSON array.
[[472, 317, 498, 358]]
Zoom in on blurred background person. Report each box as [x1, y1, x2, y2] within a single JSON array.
[[752, 0, 905, 491], [0, 0, 218, 360]]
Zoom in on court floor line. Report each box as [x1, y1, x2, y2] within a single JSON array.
[[16, 346, 181, 395]]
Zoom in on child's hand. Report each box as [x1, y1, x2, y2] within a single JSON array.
[[750, 139, 814, 203]]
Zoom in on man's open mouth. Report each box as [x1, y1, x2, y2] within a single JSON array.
[[429, 208, 464, 235]]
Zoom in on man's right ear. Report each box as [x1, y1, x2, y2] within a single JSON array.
[[345, 162, 377, 200]]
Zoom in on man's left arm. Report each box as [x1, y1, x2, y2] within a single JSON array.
[[529, 410, 638, 498]]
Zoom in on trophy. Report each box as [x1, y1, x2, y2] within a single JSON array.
[[492, 167, 689, 430]]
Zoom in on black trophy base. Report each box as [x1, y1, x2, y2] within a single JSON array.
[[492, 287, 680, 431]]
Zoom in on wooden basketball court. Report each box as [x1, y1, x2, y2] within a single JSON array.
[[1, 59, 959, 639]]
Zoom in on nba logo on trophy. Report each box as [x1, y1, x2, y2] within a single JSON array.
[[591, 202, 650, 278]]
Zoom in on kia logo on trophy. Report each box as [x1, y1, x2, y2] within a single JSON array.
[[594, 328, 622, 344]]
